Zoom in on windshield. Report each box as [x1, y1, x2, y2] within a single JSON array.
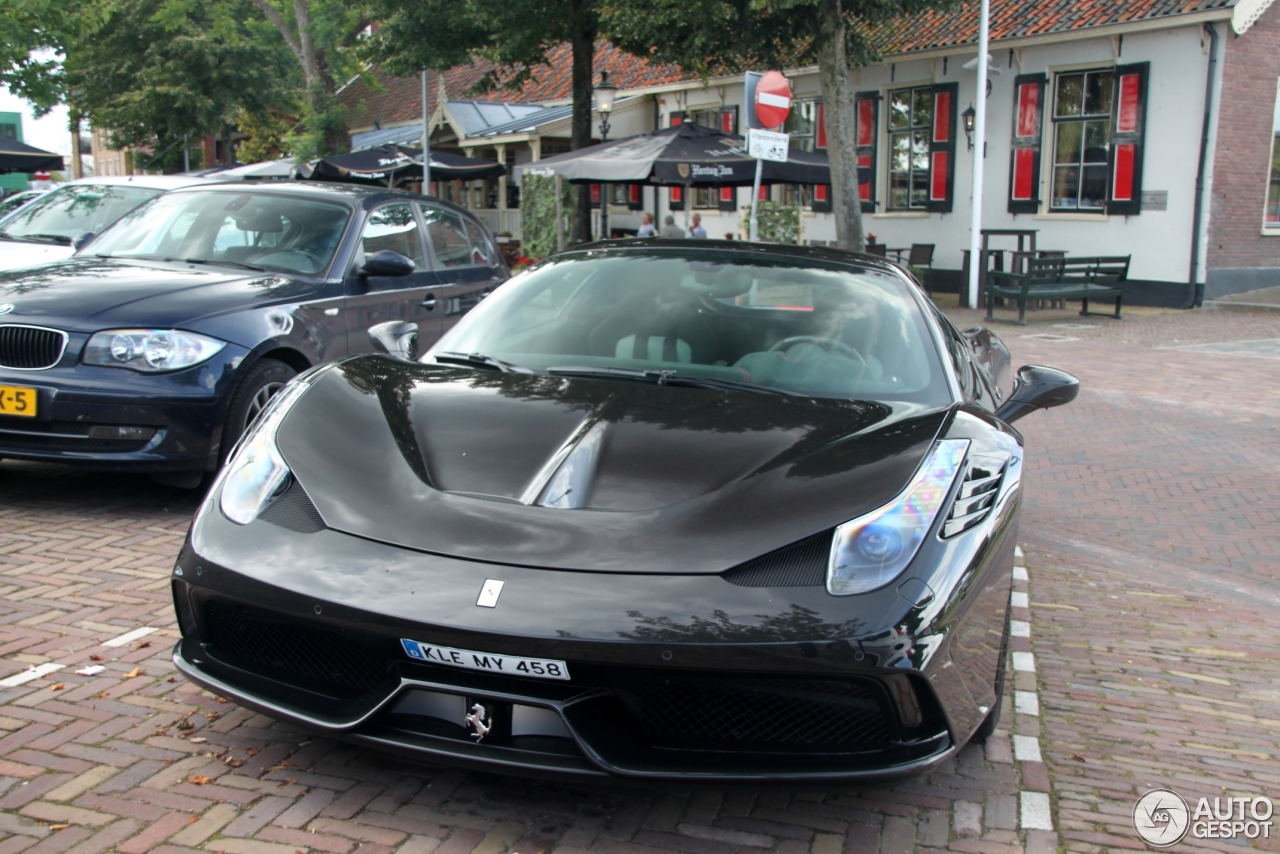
[[0, 192, 41, 222], [0, 184, 162, 244], [432, 248, 951, 403], [88, 190, 352, 275]]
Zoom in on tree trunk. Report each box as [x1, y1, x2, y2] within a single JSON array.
[[69, 111, 82, 179], [816, 0, 864, 252], [569, 25, 594, 244]]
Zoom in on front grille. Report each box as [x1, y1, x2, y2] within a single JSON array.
[[0, 325, 67, 370], [722, 530, 832, 587], [0, 421, 151, 453], [203, 600, 389, 697], [259, 478, 325, 533], [618, 675, 892, 749]]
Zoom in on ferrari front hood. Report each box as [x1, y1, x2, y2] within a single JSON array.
[[277, 356, 950, 573]]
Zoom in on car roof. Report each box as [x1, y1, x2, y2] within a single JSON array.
[[162, 179, 479, 218], [553, 238, 908, 276], [57, 174, 213, 190]]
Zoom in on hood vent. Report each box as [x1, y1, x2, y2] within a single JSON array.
[[723, 529, 834, 587], [942, 455, 1005, 538], [260, 477, 326, 533]]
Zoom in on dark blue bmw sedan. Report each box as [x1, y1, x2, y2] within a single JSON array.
[[0, 182, 507, 485]]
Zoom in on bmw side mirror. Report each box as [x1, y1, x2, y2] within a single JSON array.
[[72, 232, 95, 251], [368, 321, 419, 361], [360, 250, 415, 277], [995, 365, 1080, 424]]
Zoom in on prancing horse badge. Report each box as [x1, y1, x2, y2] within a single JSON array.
[[476, 579, 504, 608]]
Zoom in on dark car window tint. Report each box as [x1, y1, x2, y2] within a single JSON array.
[[463, 218, 495, 267], [361, 204, 424, 268], [88, 191, 352, 276], [422, 206, 474, 268], [433, 248, 950, 404], [0, 184, 162, 241]]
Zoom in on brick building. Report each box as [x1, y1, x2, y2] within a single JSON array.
[[342, 0, 1280, 304]]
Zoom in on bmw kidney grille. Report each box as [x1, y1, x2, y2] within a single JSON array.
[[0, 324, 68, 370]]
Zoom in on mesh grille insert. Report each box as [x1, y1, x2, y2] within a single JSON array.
[[722, 530, 833, 587], [0, 325, 66, 370], [203, 600, 388, 697], [619, 675, 892, 749], [259, 478, 325, 533]]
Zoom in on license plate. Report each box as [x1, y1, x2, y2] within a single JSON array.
[[0, 385, 36, 418], [400, 638, 570, 680]]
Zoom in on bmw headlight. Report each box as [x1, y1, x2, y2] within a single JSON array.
[[84, 329, 226, 372], [218, 368, 324, 525], [827, 439, 969, 596]]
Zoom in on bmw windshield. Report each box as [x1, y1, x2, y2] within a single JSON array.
[[432, 247, 952, 404], [87, 190, 352, 276]]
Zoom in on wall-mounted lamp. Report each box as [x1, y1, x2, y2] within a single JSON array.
[[962, 105, 976, 150]]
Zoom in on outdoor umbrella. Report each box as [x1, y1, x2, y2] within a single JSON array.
[[301, 145, 505, 186], [0, 138, 65, 175], [212, 158, 298, 180], [511, 122, 841, 186]]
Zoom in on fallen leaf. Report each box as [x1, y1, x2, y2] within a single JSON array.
[[93, 691, 109, 699], [217, 697, 228, 703], [396, 798, 410, 805], [177, 719, 194, 731], [245, 747, 258, 756], [50, 684, 64, 691], [50, 824, 69, 830], [265, 761, 294, 771], [205, 712, 220, 721], [188, 815, 200, 823], [89, 654, 104, 661], [132, 641, 151, 650], [224, 757, 244, 768], [124, 667, 145, 679], [167, 677, 179, 683], [189, 737, 207, 744], [188, 775, 212, 785], [1071, 752, 1086, 762], [153, 729, 168, 737]]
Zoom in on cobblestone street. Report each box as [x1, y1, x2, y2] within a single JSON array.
[[0, 305, 1276, 854]]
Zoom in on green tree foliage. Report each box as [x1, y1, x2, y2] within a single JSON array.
[[364, 0, 606, 244], [65, 0, 297, 155], [605, 0, 957, 251], [519, 173, 572, 260]]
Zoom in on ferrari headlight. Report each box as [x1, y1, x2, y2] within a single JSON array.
[[827, 439, 969, 596], [218, 374, 315, 525], [84, 329, 226, 372]]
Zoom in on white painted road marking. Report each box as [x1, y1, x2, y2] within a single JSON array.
[[1021, 791, 1053, 830], [0, 662, 65, 687], [1013, 651, 1036, 672], [1010, 591, 1030, 608], [1013, 566, 1029, 581], [1015, 690, 1040, 716], [1013, 734, 1043, 762], [1012, 619, 1031, 638], [102, 626, 158, 648]]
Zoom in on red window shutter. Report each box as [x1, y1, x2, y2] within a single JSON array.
[[812, 183, 830, 213], [816, 102, 827, 149], [1008, 73, 1047, 214], [1107, 63, 1148, 215], [719, 185, 736, 212], [627, 183, 643, 210], [670, 111, 686, 127], [590, 184, 601, 206], [855, 91, 879, 213], [758, 184, 769, 201], [926, 83, 957, 212]]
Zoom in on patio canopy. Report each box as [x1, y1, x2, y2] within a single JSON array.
[[213, 158, 298, 180], [0, 138, 65, 175], [510, 122, 835, 186], [301, 145, 506, 186]]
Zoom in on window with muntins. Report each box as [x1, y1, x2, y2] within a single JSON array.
[[1051, 69, 1113, 211], [887, 86, 933, 210], [1266, 78, 1280, 229]]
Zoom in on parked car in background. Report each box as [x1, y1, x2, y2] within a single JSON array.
[[0, 189, 49, 223], [0, 182, 507, 485], [0, 175, 209, 272]]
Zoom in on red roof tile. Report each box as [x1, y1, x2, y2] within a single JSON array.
[[340, 41, 690, 131]]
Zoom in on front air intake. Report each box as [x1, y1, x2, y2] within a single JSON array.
[[0, 325, 67, 370], [942, 455, 1005, 538]]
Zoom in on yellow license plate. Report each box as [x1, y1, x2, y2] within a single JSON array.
[[0, 385, 37, 417]]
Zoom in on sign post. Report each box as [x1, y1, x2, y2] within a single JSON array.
[[747, 71, 792, 241]]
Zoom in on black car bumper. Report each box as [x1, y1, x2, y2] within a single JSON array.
[[171, 480, 1017, 783], [0, 344, 249, 471]]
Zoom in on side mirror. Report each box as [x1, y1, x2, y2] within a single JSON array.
[[368, 321, 419, 361], [360, 250, 415, 277], [995, 365, 1079, 424], [71, 232, 95, 251]]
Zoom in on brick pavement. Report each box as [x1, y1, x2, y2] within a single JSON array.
[[0, 303, 1276, 853]]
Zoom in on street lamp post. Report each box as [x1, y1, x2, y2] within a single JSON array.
[[594, 72, 617, 240]]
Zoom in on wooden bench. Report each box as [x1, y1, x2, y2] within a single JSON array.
[[986, 255, 1130, 323]]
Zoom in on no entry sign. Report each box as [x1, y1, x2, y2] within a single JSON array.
[[754, 71, 791, 129]]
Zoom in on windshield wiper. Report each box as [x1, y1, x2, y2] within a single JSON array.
[[433, 351, 533, 373], [546, 366, 797, 395], [166, 257, 265, 272], [10, 233, 71, 245]]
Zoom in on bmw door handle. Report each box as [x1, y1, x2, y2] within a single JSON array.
[[421, 294, 437, 310]]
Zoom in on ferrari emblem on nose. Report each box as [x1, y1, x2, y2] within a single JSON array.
[[477, 579, 504, 607], [465, 703, 492, 741]]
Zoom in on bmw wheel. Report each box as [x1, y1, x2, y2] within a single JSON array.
[[221, 358, 297, 464]]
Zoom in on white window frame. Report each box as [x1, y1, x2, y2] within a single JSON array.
[[1263, 76, 1280, 235]]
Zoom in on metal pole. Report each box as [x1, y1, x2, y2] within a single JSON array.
[[748, 159, 764, 241], [422, 69, 432, 193], [555, 174, 565, 252], [967, 0, 990, 309], [183, 135, 189, 172]]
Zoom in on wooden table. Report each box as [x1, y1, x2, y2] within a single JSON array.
[[960, 229, 1039, 308]]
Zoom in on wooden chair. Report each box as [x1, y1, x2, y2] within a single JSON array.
[[865, 243, 887, 257], [906, 244, 935, 293]]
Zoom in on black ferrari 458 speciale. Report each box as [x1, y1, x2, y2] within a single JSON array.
[[172, 240, 1078, 783]]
